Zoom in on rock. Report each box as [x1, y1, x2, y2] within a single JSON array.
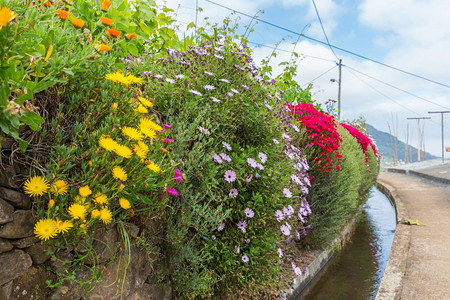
[[0, 210, 34, 239], [0, 198, 14, 225], [0, 188, 31, 209], [88, 243, 152, 299], [10, 266, 57, 300], [25, 243, 51, 265], [85, 225, 119, 265], [0, 164, 21, 190], [49, 270, 90, 300], [0, 238, 13, 253], [130, 283, 172, 300], [0, 250, 32, 286], [120, 222, 140, 239], [48, 250, 73, 274], [0, 281, 13, 300], [0, 133, 14, 149], [10, 236, 39, 249]]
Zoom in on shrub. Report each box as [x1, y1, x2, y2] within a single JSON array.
[[129, 38, 312, 298]]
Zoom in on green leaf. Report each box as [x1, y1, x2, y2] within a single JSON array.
[[127, 42, 139, 56], [20, 111, 44, 131]]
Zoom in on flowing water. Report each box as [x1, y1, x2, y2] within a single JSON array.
[[300, 186, 396, 300]]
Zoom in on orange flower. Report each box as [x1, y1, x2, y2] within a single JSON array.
[[106, 28, 121, 38], [125, 32, 137, 39], [99, 17, 114, 26], [0, 6, 17, 31], [71, 17, 85, 28], [43, 1, 51, 7], [99, 0, 111, 12], [96, 44, 112, 52], [56, 10, 70, 20]]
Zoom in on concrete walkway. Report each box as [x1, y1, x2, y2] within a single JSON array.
[[376, 165, 450, 299]]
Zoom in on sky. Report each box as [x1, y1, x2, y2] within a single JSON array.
[[158, 0, 450, 158]]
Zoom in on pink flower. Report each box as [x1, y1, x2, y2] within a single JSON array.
[[174, 170, 183, 182], [167, 188, 178, 196], [164, 124, 171, 129]]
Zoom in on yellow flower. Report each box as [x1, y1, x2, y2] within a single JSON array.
[[79, 185, 92, 197], [122, 126, 143, 141], [139, 117, 162, 132], [146, 160, 160, 173], [99, 136, 119, 151], [133, 141, 149, 158], [100, 207, 113, 224], [48, 199, 55, 208], [23, 176, 49, 197], [79, 223, 87, 234], [51, 180, 68, 195], [137, 104, 148, 114], [139, 126, 156, 139], [105, 71, 130, 85], [138, 97, 154, 108], [93, 193, 108, 205], [55, 219, 73, 234], [119, 198, 131, 209], [0, 6, 17, 31], [112, 166, 127, 181], [127, 75, 143, 84], [34, 218, 57, 241], [119, 183, 125, 190], [111, 103, 118, 110], [91, 209, 101, 218], [114, 144, 133, 158], [68, 203, 87, 219]]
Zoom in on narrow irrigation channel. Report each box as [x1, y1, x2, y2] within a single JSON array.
[[299, 187, 396, 300]]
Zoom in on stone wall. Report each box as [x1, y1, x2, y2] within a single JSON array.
[[0, 137, 171, 299]]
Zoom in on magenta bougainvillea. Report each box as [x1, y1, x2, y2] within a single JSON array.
[[340, 122, 378, 162], [289, 103, 343, 172]]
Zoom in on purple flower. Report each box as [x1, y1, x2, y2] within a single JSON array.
[[298, 211, 305, 223], [242, 84, 249, 90], [154, 74, 163, 79], [274, 210, 284, 222], [295, 230, 301, 239], [271, 78, 276, 84], [283, 188, 292, 198], [246, 174, 253, 183], [291, 174, 301, 184], [244, 208, 254, 218], [229, 188, 238, 198], [165, 78, 175, 84], [175, 74, 185, 79], [277, 248, 283, 258], [258, 152, 267, 164], [226, 92, 233, 98], [199, 126, 210, 135], [292, 124, 300, 132], [241, 255, 249, 263], [264, 101, 273, 110], [224, 170, 236, 183], [282, 133, 291, 141], [255, 163, 264, 170], [167, 188, 179, 197], [220, 153, 231, 162], [214, 54, 224, 60], [280, 224, 290, 236], [230, 88, 239, 94], [233, 64, 244, 70], [218, 223, 225, 232], [220, 78, 230, 83], [247, 158, 257, 168], [189, 90, 202, 97], [245, 238, 251, 244], [194, 48, 209, 55], [283, 207, 292, 218], [235, 245, 240, 254], [237, 219, 247, 233], [174, 169, 183, 182], [213, 154, 223, 164], [204, 71, 214, 76], [255, 173, 261, 179], [204, 85, 215, 91], [272, 138, 279, 145], [222, 141, 232, 151], [210, 97, 221, 103]]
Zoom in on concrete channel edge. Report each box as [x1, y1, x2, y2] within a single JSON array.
[[375, 178, 411, 300]]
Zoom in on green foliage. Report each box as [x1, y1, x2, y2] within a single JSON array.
[[304, 126, 378, 247], [130, 39, 308, 298]]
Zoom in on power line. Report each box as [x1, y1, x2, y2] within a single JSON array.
[[303, 64, 338, 87], [204, 0, 450, 89], [311, 0, 338, 60], [345, 65, 450, 110]]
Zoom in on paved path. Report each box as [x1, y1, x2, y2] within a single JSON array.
[[377, 171, 450, 299]]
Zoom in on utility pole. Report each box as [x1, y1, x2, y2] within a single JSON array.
[[428, 111, 450, 164], [407, 117, 430, 162], [337, 59, 342, 120]]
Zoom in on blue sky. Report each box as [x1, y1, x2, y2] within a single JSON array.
[[161, 0, 450, 158]]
